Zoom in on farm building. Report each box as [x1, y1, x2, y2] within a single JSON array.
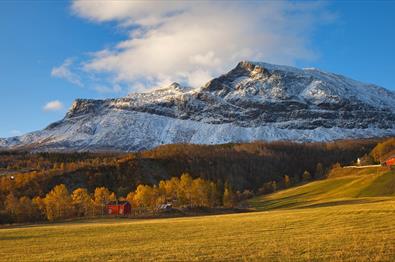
[[384, 156, 395, 167], [107, 201, 131, 215], [158, 203, 173, 211]]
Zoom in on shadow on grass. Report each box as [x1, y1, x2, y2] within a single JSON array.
[[0, 208, 253, 230], [256, 201, 315, 211], [296, 198, 388, 209], [357, 170, 395, 197], [253, 196, 391, 212], [250, 192, 315, 210], [0, 235, 35, 241]]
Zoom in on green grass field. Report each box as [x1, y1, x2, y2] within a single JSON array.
[[250, 166, 395, 211], [1, 167, 394, 261]]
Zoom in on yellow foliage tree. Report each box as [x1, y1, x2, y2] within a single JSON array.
[[178, 173, 193, 207], [32, 196, 45, 219], [109, 192, 117, 202], [71, 188, 93, 217], [191, 178, 210, 207], [133, 185, 159, 211], [162, 177, 180, 203], [126, 192, 136, 208], [43, 184, 73, 221], [93, 187, 112, 216]]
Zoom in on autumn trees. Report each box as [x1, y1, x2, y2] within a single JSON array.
[[72, 188, 93, 217], [3, 193, 41, 223], [0, 173, 231, 223], [371, 138, 395, 162], [93, 187, 116, 216], [133, 184, 159, 210], [2, 184, 117, 222], [131, 173, 221, 210], [39, 184, 73, 221]]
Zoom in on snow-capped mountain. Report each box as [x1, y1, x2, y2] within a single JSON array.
[[1, 61, 395, 151]]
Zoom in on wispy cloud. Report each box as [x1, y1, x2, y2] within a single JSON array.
[[51, 58, 83, 86], [69, 1, 334, 91], [43, 100, 64, 112]]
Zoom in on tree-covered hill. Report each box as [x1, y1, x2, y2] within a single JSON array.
[[0, 139, 382, 201]]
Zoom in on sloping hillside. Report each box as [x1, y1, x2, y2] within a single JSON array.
[[249, 166, 395, 211], [0, 139, 379, 203]]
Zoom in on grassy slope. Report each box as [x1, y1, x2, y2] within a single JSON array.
[[249, 166, 395, 211], [0, 167, 394, 261]]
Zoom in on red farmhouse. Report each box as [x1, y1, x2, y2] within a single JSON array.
[[107, 201, 131, 215], [385, 156, 395, 167]]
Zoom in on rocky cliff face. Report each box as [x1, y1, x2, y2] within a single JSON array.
[[1, 61, 395, 151]]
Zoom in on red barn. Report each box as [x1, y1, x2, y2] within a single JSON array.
[[107, 201, 131, 215], [385, 156, 395, 167]]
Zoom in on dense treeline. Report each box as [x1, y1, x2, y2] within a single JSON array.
[[129, 173, 226, 210], [1, 174, 241, 223]]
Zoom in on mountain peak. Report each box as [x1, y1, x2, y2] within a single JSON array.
[[2, 61, 395, 152], [169, 82, 181, 89], [151, 82, 192, 94], [236, 60, 303, 74]]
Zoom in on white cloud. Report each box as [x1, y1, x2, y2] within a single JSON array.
[[43, 100, 64, 112], [51, 58, 83, 86], [71, 1, 333, 91]]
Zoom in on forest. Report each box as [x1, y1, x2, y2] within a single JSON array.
[[0, 137, 391, 223]]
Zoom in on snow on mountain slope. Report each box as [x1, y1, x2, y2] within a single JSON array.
[[1, 61, 395, 152]]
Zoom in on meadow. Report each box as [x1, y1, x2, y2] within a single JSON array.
[[250, 166, 395, 211], [1, 167, 394, 261]]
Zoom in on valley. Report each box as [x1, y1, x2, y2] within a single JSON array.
[[1, 166, 394, 261]]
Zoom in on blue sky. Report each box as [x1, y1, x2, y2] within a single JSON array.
[[0, 1, 394, 138]]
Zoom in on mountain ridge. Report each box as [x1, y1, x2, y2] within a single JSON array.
[[1, 61, 395, 151]]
